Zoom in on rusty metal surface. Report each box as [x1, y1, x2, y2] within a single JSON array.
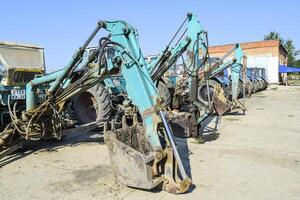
[[168, 112, 198, 138], [213, 97, 231, 116], [162, 147, 192, 194], [212, 85, 231, 116], [231, 99, 247, 113], [104, 131, 162, 190], [104, 122, 193, 194]]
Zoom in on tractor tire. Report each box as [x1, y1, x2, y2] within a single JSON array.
[[72, 84, 111, 125], [198, 79, 220, 103], [245, 81, 254, 96], [157, 80, 172, 107]]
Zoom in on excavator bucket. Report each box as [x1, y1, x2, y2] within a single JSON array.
[[212, 84, 231, 116], [104, 131, 163, 190], [104, 117, 192, 194]]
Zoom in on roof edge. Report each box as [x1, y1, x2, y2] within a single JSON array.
[[0, 41, 43, 49]]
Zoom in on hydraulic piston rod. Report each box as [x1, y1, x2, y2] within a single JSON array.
[[159, 111, 188, 180]]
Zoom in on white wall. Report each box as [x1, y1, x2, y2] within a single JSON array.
[[247, 54, 279, 83]]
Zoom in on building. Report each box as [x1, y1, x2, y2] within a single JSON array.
[[208, 40, 288, 83]]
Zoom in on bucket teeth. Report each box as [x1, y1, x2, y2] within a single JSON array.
[[162, 177, 192, 194]]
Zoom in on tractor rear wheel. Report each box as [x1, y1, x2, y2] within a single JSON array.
[[198, 79, 220, 103], [72, 84, 111, 125]]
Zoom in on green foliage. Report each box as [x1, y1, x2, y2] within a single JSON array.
[[264, 31, 300, 67], [295, 51, 300, 68], [264, 31, 284, 45], [293, 60, 300, 68], [285, 39, 296, 65]]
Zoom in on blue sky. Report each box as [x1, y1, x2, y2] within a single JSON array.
[[1, 0, 299, 71]]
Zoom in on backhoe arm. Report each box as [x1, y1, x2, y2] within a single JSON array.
[[149, 13, 208, 81], [200, 43, 244, 92], [231, 44, 244, 100]]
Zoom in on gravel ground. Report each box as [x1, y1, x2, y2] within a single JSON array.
[[0, 85, 299, 200]]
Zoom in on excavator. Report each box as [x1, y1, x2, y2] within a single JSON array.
[[145, 14, 246, 137]]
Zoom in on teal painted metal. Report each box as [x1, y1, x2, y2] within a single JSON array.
[[148, 13, 207, 81], [185, 13, 207, 76], [149, 37, 191, 80], [231, 44, 244, 100], [103, 76, 126, 94], [104, 20, 162, 150], [200, 59, 237, 85], [26, 70, 64, 110]]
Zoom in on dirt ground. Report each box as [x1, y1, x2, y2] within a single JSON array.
[[1, 86, 300, 200]]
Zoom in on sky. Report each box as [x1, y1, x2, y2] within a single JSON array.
[[1, 0, 299, 71]]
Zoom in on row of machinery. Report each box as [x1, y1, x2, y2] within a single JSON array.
[[0, 13, 268, 194]]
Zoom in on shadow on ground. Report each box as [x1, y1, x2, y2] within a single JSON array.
[[0, 131, 103, 168]]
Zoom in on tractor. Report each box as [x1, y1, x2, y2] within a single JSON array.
[[0, 41, 45, 132]]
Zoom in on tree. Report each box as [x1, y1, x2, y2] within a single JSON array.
[[264, 31, 300, 67], [294, 59, 300, 68], [284, 39, 296, 65], [264, 31, 284, 45]]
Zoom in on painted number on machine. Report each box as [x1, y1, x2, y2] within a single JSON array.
[[11, 89, 25, 100]]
